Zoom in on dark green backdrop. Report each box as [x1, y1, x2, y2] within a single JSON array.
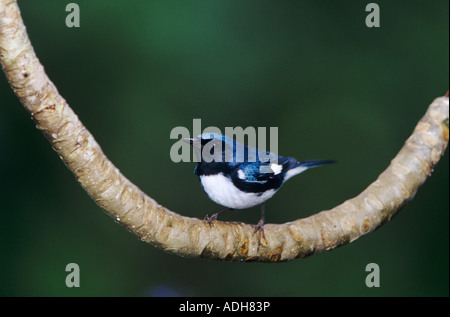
[[0, 0, 448, 296]]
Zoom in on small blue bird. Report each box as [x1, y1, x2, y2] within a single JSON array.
[[185, 133, 335, 242]]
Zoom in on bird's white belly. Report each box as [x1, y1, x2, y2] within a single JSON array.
[[199, 174, 276, 209]]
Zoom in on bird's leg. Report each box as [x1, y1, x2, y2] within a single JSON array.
[[205, 208, 234, 226], [253, 203, 267, 249]]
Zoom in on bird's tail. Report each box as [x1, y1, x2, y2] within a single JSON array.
[[296, 159, 336, 168], [282, 158, 336, 181]]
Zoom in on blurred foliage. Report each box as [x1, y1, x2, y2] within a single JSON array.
[[0, 0, 448, 296]]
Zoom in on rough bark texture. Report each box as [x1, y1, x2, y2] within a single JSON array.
[[1, 0, 448, 262]]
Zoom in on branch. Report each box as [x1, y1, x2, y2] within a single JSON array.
[[1, 0, 448, 262]]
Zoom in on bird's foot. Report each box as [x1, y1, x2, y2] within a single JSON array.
[[204, 208, 233, 227], [253, 220, 267, 250], [204, 213, 219, 227]]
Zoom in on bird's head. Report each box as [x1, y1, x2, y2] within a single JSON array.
[[183, 133, 235, 163]]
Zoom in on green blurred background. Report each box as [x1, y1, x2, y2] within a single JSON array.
[[0, 0, 448, 296]]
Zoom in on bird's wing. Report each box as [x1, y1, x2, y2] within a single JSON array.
[[234, 161, 277, 183]]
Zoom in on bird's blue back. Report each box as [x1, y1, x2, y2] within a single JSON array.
[[195, 132, 277, 166]]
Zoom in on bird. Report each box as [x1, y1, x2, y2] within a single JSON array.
[[184, 133, 335, 245]]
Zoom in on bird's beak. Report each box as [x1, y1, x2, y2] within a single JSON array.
[[183, 138, 201, 149]]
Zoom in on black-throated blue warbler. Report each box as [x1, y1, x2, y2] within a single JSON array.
[[184, 133, 335, 243]]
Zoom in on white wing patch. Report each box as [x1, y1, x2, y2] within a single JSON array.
[[237, 169, 246, 179], [270, 163, 283, 175]]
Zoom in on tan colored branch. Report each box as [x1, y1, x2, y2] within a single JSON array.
[[1, 0, 448, 262]]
